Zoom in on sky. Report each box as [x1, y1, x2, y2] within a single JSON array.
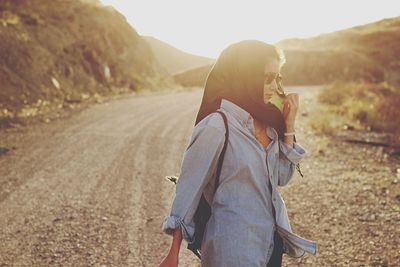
[[100, 0, 399, 58]]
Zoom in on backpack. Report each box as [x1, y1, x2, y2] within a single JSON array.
[[165, 110, 229, 259]]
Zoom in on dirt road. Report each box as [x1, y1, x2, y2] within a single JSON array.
[[0, 87, 399, 266]]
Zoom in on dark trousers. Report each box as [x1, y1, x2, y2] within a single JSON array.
[[267, 231, 283, 267]]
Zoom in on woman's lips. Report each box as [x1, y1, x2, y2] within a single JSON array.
[[264, 94, 272, 104]]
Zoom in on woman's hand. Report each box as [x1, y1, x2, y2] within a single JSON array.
[[159, 251, 179, 267], [159, 228, 182, 267], [283, 93, 299, 130]]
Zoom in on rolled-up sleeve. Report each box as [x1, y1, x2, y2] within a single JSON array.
[[161, 123, 225, 244], [277, 141, 306, 186]]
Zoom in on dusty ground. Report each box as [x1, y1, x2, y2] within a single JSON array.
[[0, 87, 399, 266]]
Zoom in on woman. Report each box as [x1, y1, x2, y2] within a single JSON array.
[[159, 40, 317, 267]]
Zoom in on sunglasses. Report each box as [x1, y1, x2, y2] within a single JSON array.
[[264, 72, 286, 97]]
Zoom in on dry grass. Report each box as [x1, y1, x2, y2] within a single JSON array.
[[312, 81, 400, 135]]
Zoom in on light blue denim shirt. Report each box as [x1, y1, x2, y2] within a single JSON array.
[[162, 98, 317, 266]]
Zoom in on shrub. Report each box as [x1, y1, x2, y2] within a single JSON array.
[[316, 81, 400, 134]]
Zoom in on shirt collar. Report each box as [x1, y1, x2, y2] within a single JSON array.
[[220, 98, 252, 125], [220, 98, 278, 141]]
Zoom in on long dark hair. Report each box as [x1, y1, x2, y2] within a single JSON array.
[[195, 40, 286, 139]]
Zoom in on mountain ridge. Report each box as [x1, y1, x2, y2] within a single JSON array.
[[173, 16, 400, 87], [143, 36, 215, 75]]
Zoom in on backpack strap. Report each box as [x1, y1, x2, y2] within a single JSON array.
[[187, 110, 229, 260], [214, 110, 229, 194]]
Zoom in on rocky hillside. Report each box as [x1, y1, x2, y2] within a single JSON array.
[[143, 36, 215, 75], [173, 17, 400, 87], [0, 0, 171, 125]]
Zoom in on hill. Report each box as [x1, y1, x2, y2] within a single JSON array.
[[173, 17, 400, 87], [277, 17, 400, 86], [0, 0, 171, 126], [173, 64, 213, 88], [143, 36, 215, 75]]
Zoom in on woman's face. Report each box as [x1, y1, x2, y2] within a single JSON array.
[[263, 59, 281, 104]]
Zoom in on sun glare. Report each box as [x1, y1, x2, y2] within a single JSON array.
[[101, 0, 399, 58]]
